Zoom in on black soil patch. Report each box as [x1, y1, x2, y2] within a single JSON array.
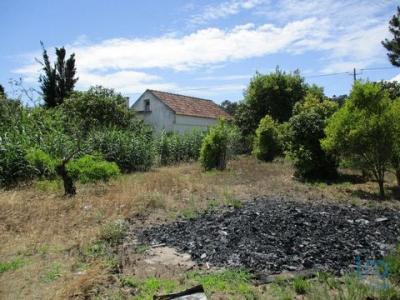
[[139, 198, 400, 275]]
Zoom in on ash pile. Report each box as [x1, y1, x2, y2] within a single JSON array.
[[139, 198, 400, 275]]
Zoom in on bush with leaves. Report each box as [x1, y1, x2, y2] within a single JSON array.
[[322, 81, 395, 198], [287, 93, 338, 180], [67, 154, 120, 183], [88, 129, 155, 172], [156, 130, 205, 165], [61, 86, 135, 131], [25, 148, 56, 178], [390, 99, 400, 187], [252, 115, 281, 162], [200, 120, 238, 171], [0, 133, 32, 187]]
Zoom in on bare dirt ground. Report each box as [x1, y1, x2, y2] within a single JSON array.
[[1, 156, 400, 299]]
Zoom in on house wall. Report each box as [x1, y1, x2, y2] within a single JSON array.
[[132, 91, 218, 133], [132, 91, 175, 132], [173, 115, 217, 133]]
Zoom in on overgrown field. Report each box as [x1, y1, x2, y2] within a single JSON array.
[[1, 156, 400, 299]]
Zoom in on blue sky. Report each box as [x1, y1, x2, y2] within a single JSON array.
[[1, 0, 399, 104]]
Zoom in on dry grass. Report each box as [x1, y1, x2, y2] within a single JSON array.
[[0, 156, 399, 299]]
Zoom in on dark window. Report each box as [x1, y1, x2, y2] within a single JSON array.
[[144, 99, 150, 111]]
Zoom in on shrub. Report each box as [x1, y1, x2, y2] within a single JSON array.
[[98, 220, 128, 245], [156, 130, 205, 165], [0, 134, 32, 187], [25, 149, 56, 178], [88, 129, 154, 172], [322, 82, 395, 198], [67, 154, 120, 183], [61, 86, 135, 130], [252, 115, 281, 162], [200, 120, 236, 171], [287, 93, 338, 180]]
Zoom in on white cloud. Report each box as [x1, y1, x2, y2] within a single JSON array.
[[14, 18, 327, 93], [190, 0, 265, 24], [260, 0, 394, 72], [12, 0, 396, 97]]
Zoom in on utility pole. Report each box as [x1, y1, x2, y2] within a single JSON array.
[[353, 68, 357, 83]]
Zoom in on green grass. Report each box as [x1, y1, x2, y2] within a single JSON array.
[[41, 262, 62, 282], [120, 276, 177, 300], [187, 269, 257, 299], [0, 258, 25, 274], [293, 277, 310, 295], [35, 179, 62, 192]]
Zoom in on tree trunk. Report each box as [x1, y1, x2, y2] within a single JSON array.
[[378, 180, 385, 200], [56, 163, 76, 196]]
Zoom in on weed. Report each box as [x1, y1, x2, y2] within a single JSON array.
[[222, 189, 242, 208], [384, 244, 400, 284], [42, 262, 62, 282], [98, 220, 127, 245], [293, 277, 310, 295], [134, 244, 149, 254], [187, 269, 256, 299], [181, 208, 198, 219], [0, 258, 25, 274], [35, 179, 62, 192], [122, 277, 177, 299]]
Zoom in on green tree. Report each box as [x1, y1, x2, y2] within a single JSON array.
[[287, 93, 338, 180], [38, 42, 78, 107], [252, 115, 281, 162], [61, 86, 136, 131], [391, 99, 400, 187], [0, 84, 5, 98], [382, 7, 400, 67], [379, 80, 400, 100], [220, 100, 238, 115], [322, 82, 395, 198], [244, 68, 307, 126], [200, 119, 237, 171]]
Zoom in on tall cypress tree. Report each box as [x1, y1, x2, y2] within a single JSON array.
[[38, 42, 78, 107], [382, 6, 400, 67], [0, 84, 5, 98]]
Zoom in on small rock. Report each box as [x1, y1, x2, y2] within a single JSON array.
[[200, 253, 207, 259], [375, 217, 389, 223]]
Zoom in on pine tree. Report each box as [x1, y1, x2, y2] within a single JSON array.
[[38, 42, 78, 107], [382, 7, 400, 67], [0, 84, 5, 98]]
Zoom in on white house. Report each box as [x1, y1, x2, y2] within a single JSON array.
[[132, 90, 231, 133]]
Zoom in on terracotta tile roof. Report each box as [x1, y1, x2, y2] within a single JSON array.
[[148, 90, 232, 119]]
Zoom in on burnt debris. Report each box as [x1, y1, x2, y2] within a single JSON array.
[[139, 198, 400, 275]]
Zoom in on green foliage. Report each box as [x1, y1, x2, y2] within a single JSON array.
[[322, 81, 396, 197], [293, 277, 310, 295], [384, 244, 400, 284], [39, 42, 78, 107], [61, 86, 136, 131], [287, 93, 338, 180], [188, 269, 256, 298], [391, 100, 400, 185], [25, 149, 56, 178], [0, 258, 25, 274], [67, 154, 120, 183], [156, 130, 205, 165], [89, 129, 154, 172], [199, 120, 237, 171], [252, 115, 281, 162], [244, 68, 307, 125], [0, 134, 32, 186], [382, 6, 400, 67], [379, 80, 400, 100]]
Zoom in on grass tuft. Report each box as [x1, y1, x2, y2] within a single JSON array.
[[0, 258, 25, 274]]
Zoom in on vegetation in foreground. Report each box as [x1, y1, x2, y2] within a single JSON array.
[[1, 157, 400, 299]]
